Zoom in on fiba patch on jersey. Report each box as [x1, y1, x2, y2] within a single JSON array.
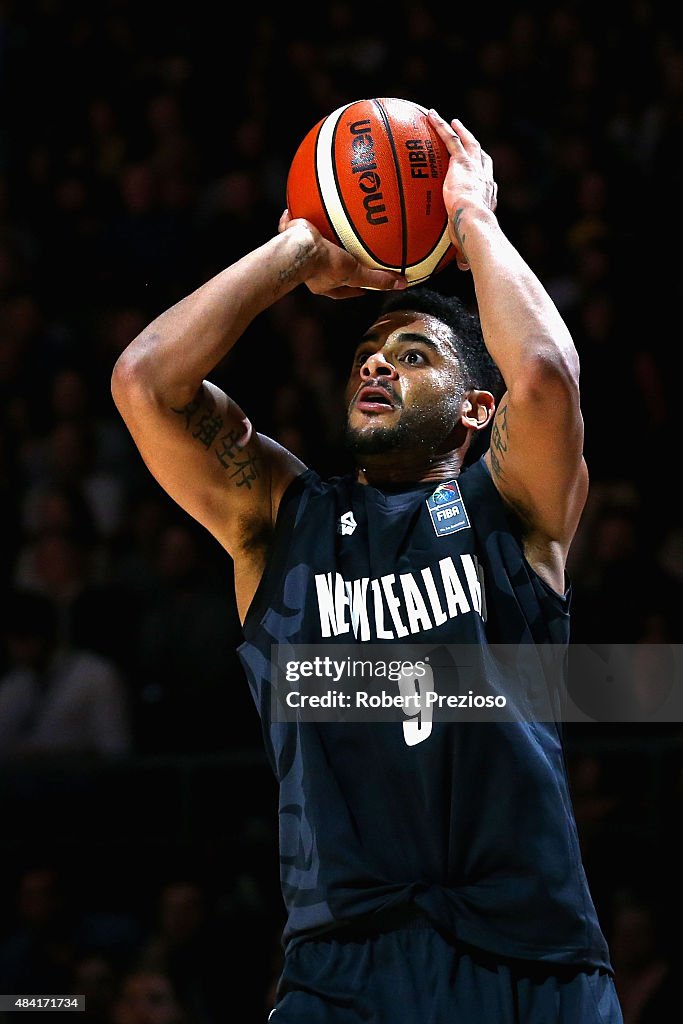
[[427, 481, 470, 537]]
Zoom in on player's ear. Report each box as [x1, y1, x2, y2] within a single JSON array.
[[461, 390, 495, 431]]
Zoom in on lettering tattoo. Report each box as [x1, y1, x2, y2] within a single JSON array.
[[489, 399, 509, 480], [170, 391, 262, 490], [171, 396, 202, 429], [453, 208, 467, 256], [215, 428, 243, 468], [192, 411, 223, 449], [227, 453, 261, 489], [278, 238, 316, 287]]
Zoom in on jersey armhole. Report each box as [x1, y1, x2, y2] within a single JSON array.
[[240, 468, 318, 638], [474, 455, 571, 609]]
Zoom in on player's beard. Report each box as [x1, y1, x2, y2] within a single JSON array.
[[344, 395, 461, 459]]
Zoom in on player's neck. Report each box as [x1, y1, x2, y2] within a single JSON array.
[[356, 448, 466, 487]]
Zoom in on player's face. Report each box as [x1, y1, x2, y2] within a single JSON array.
[[344, 311, 465, 458]]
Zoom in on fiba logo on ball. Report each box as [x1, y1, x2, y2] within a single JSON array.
[[286, 97, 457, 285]]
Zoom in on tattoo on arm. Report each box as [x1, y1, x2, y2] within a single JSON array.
[[215, 429, 261, 488], [453, 208, 467, 255], [170, 393, 262, 490], [278, 238, 315, 287], [171, 396, 203, 429], [489, 399, 509, 480]]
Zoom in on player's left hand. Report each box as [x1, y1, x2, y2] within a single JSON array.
[[427, 110, 498, 272]]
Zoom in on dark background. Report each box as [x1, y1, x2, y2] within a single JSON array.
[[0, 2, 682, 1021]]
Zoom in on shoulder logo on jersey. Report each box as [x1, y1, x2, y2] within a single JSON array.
[[427, 480, 470, 536], [337, 510, 357, 536]]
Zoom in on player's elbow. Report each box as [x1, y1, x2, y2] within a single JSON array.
[[515, 347, 580, 411], [111, 344, 165, 420], [111, 349, 143, 411], [112, 328, 200, 414]]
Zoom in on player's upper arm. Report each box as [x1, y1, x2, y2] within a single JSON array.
[[484, 357, 589, 552], [111, 368, 306, 556]]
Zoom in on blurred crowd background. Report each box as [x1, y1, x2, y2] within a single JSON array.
[[1, 1, 682, 1021]]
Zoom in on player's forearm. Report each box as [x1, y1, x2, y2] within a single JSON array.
[[112, 224, 317, 405], [458, 206, 580, 392]]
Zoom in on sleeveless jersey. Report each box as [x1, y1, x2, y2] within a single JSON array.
[[237, 455, 612, 971]]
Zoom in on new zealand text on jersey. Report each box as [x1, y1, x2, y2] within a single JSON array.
[[314, 554, 486, 640]]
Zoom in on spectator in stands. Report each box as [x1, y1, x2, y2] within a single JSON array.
[[611, 892, 676, 1023], [111, 969, 191, 1024], [0, 867, 140, 995], [0, 588, 131, 757], [131, 521, 247, 754], [71, 954, 120, 1024], [136, 881, 228, 1024]]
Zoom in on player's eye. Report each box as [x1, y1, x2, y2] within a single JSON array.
[[354, 350, 371, 366], [403, 350, 426, 365]]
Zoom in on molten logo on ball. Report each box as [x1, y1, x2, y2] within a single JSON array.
[[349, 119, 389, 227]]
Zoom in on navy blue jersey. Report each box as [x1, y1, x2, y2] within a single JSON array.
[[237, 455, 612, 971]]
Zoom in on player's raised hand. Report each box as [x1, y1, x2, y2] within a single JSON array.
[[427, 110, 498, 271], [278, 210, 407, 299]]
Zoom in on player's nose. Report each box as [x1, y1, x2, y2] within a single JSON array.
[[360, 352, 398, 379]]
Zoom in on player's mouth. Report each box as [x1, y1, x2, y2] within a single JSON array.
[[353, 383, 398, 414]]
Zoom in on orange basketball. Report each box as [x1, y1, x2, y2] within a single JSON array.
[[286, 97, 456, 286]]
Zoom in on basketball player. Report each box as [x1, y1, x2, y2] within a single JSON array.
[[112, 110, 623, 1021]]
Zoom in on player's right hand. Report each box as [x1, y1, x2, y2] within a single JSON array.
[[278, 210, 407, 299]]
